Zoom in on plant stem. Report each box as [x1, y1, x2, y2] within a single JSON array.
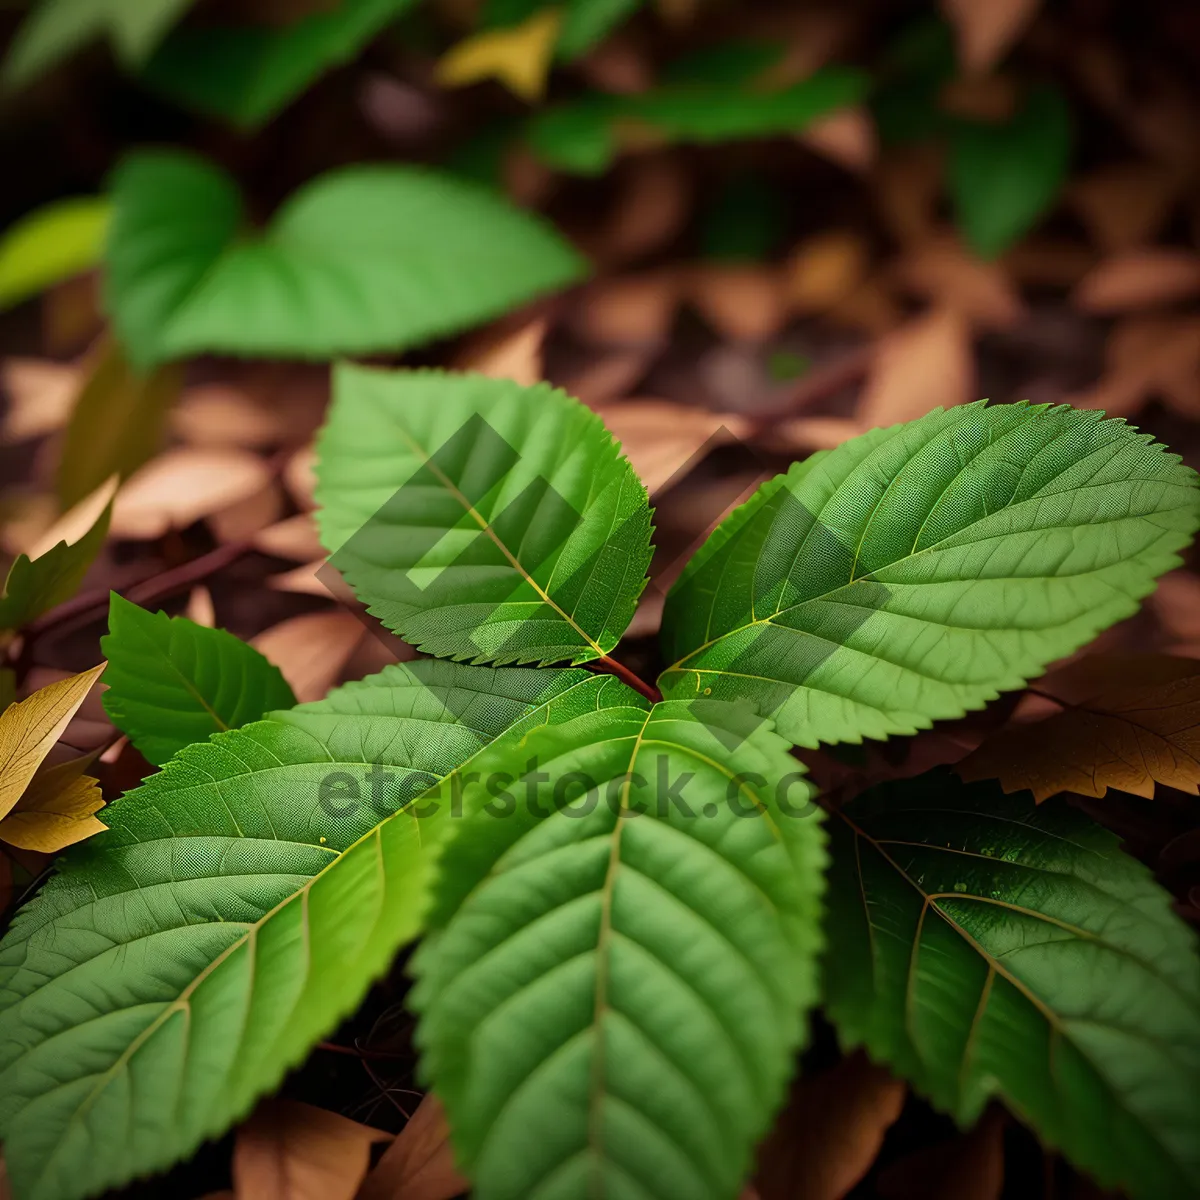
[[593, 654, 662, 703], [25, 539, 254, 643]]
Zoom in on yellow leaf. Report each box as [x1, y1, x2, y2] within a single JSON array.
[[958, 655, 1200, 801], [0, 760, 105, 853], [0, 663, 105, 822], [233, 1099, 388, 1200], [435, 8, 562, 103]]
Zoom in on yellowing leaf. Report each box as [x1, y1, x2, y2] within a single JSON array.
[[0, 761, 105, 853], [435, 8, 562, 103], [57, 337, 182, 508], [958, 655, 1200, 801], [0, 197, 110, 313], [358, 1095, 466, 1200], [233, 1099, 388, 1200], [0, 664, 105, 822]]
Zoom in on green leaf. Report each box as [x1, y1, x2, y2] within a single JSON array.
[[528, 67, 868, 175], [823, 771, 1200, 1200], [0, 661, 609, 1200], [658, 401, 1200, 749], [100, 593, 297, 766], [482, 0, 642, 59], [2, 0, 195, 89], [0, 498, 111, 633], [56, 337, 181, 508], [662, 40, 787, 88], [949, 87, 1071, 259], [412, 698, 826, 1200], [0, 198, 109, 312], [142, 0, 419, 128], [104, 150, 587, 369], [315, 365, 653, 667]]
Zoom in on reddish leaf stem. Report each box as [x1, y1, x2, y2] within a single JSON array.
[[593, 654, 662, 703]]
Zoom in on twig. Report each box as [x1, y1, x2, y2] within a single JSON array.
[[592, 654, 662, 703], [25, 539, 254, 642]]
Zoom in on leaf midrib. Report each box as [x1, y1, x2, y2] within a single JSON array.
[[387, 418, 610, 662]]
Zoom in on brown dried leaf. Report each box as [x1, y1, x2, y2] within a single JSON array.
[[885, 1110, 1006, 1200], [356, 1095, 466, 1200], [775, 415, 864, 453], [784, 231, 870, 316], [1072, 249, 1200, 313], [557, 351, 650, 406], [754, 1053, 906, 1200], [958, 655, 1200, 800], [268, 561, 334, 597], [0, 358, 79, 443], [800, 107, 877, 174], [893, 234, 1024, 330], [233, 1099, 388, 1200], [1069, 315, 1200, 418], [284, 445, 318, 510], [208, 481, 286, 543], [1067, 163, 1181, 252], [171, 384, 287, 449], [110, 449, 273, 540], [578, 33, 653, 95], [255, 514, 325, 563], [685, 264, 788, 342], [252, 612, 364, 703], [458, 319, 545, 385], [858, 307, 974, 427], [574, 271, 680, 346], [941, 0, 1041, 73], [186, 586, 216, 628], [593, 399, 749, 494]]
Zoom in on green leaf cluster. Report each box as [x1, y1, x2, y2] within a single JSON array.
[[2, 370, 1199, 1200]]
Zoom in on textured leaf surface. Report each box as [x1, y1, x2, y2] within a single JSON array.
[[143, 0, 418, 127], [0, 662, 609, 1200], [2, 0, 194, 86], [659, 401, 1200, 748], [105, 151, 586, 368], [100, 593, 297, 767], [950, 87, 1071, 259], [315, 366, 653, 666], [0, 198, 109, 311], [528, 68, 868, 174], [413, 698, 826, 1200], [958, 653, 1200, 800], [823, 771, 1200, 1200]]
